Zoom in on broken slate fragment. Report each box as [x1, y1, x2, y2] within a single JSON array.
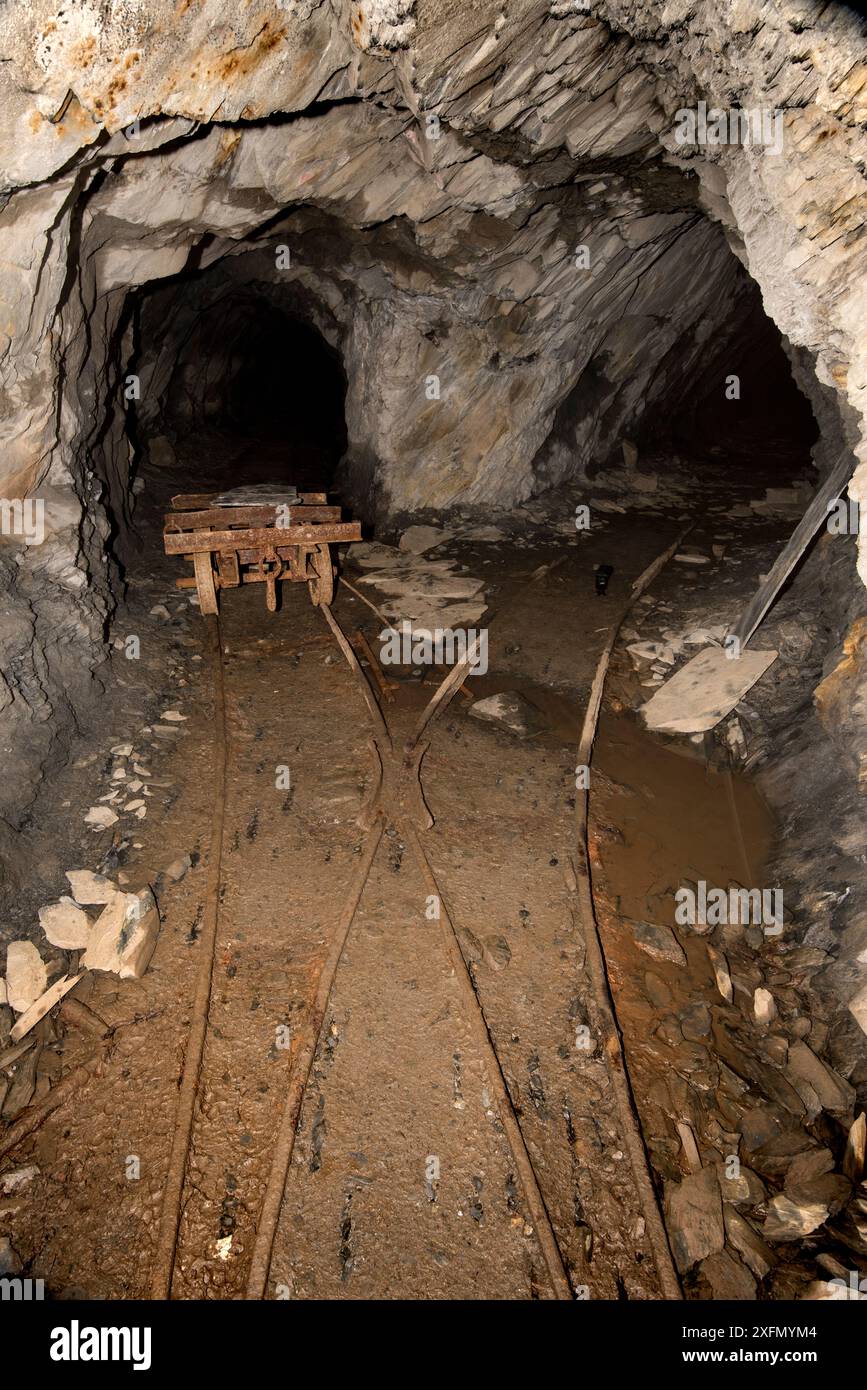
[[626, 640, 677, 664], [5, 940, 48, 1013], [0, 1165, 39, 1195], [784, 1040, 855, 1119], [802, 1279, 866, 1300], [844, 1112, 866, 1184], [38, 897, 92, 950], [469, 691, 546, 739], [665, 1166, 725, 1272], [715, 1162, 766, 1210], [162, 855, 192, 884], [65, 870, 119, 906], [632, 919, 686, 966], [676, 1121, 702, 1172], [784, 1147, 834, 1190], [82, 887, 161, 980], [698, 1248, 756, 1299], [722, 1208, 776, 1281], [85, 805, 119, 830], [707, 944, 733, 1003], [642, 647, 778, 735], [398, 524, 453, 555], [753, 987, 777, 1024], [762, 1192, 829, 1242]]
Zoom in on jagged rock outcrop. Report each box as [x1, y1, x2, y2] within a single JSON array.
[[0, 0, 864, 824]]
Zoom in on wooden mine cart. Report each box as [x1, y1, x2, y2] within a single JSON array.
[[163, 488, 361, 613]]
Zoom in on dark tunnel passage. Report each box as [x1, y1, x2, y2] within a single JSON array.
[[668, 302, 820, 469], [534, 266, 821, 501], [627, 278, 821, 479], [129, 278, 349, 498]]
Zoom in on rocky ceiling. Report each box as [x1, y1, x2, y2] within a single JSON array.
[[0, 0, 865, 825]]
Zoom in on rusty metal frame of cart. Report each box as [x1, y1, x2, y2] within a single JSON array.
[[163, 491, 362, 613]]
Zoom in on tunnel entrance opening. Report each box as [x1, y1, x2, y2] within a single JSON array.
[[131, 279, 348, 499], [534, 267, 821, 507], [667, 304, 819, 473], [633, 281, 820, 486]]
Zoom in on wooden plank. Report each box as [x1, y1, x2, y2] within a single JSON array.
[[238, 570, 307, 585], [9, 972, 85, 1044], [164, 504, 341, 531], [164, 522, 361, 554], [0, 1037, 35, 1071], [641, 647, 778, 734], [166, 506, 281, 530], [730, 450, 854, 648], [234, 548, 324, 572]]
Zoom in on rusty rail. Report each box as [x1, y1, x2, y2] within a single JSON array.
[[242, 602, 576, 1302], [142, 541, 686, 1303], [149, 614, 228, 1300]]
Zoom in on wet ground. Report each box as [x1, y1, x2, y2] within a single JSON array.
[[3, 432, 859, 1301]]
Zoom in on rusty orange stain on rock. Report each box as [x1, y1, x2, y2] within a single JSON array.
[[216, 130, 242, 165], [814, 613, 867, 728], [217, 20, 286, 82], [831, 360, 849, 386], [71, 35, 97, 67], [106, 75, 128, 103]]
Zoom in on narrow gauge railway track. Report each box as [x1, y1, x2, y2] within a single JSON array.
[[148, 548, 685, 1302]]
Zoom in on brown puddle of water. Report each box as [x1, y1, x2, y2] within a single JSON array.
[[589, 710, 782, 1212], [419, 668, 775, 909], [593, 709, 774, 928]]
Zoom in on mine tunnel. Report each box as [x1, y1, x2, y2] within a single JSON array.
[[127, 270, 349, 499], [0, 0, 866, 1327], [660, 295, 821, 470]]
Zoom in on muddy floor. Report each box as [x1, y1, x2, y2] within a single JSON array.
[[2, 435, 860, 1301]]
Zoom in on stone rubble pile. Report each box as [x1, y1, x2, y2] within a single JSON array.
[[351, 535, 488, 636]]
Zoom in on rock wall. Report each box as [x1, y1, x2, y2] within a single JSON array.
[[0, 0, 864, 823]]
